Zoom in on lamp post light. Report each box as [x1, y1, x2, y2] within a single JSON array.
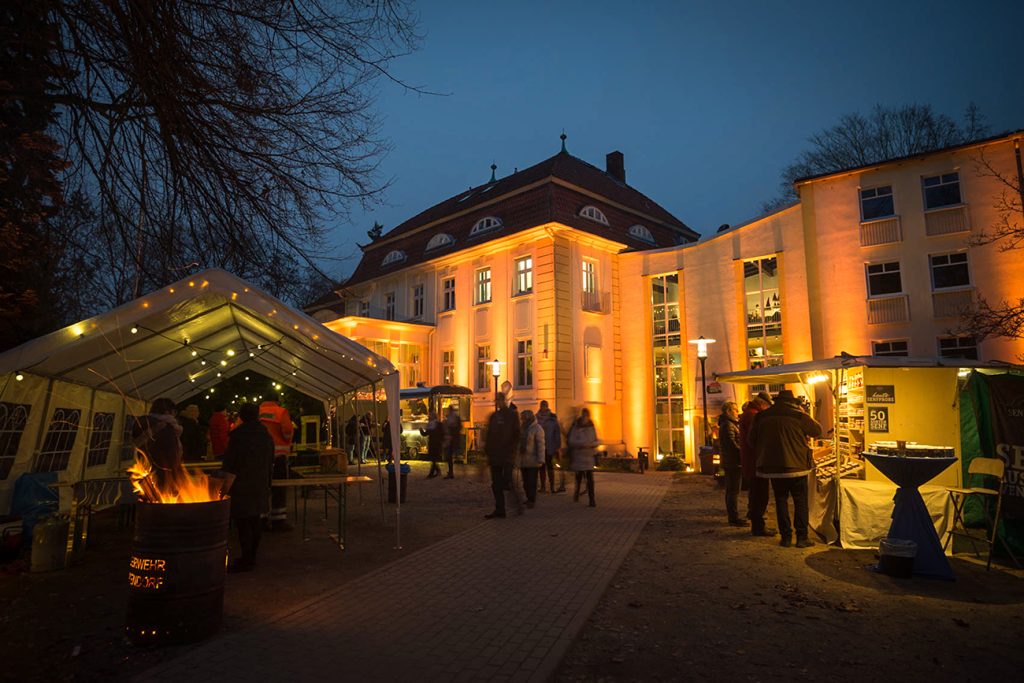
[[688, 336, 717, 447], [490, 358, 502, 408]]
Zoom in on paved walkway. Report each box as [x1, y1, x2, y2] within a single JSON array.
[[139, 472, 671, 682]]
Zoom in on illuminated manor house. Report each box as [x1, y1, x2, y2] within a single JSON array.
[[308, 132, 1024, 465]]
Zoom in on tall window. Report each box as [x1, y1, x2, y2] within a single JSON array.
[[514, 256, 533, 295], [475, 268, 492, 305], [582, 259, 599, 310], [938, 336, 978, 360], [873, 340, 909, 357], [359, 300, 369, 317], [442, 350, 455, 385], [476, 345, 491, 391], [860, 185, 894, 221], [411, 284, 424, 318], [0, 402, 31, 480], [651, 274, 684, 460], [923, 172, 961, 209], [85, 411, 115, 467], [398, 344, 422, 388], [866, 261, 902, 297], [515, 339, 533, 388], [930, 252, 970, 290], [442, 277, 456, 311], [33, 407, 81, 472], [385, 292, 395, 320], [744, 257, 783, 371]]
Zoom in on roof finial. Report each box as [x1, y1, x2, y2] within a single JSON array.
[[560, 130, 568, 153], [489, 162, 497, 183]]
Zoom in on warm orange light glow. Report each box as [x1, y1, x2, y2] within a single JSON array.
[[127, 450, 220, 504]]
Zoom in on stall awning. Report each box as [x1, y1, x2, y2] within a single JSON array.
[[715, 354, 1023, 385], [0, 268, 396, 403]]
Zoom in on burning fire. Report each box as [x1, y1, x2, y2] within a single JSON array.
[[127, 450, 222, 504]]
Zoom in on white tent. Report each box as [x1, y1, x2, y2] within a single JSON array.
[[0, 268, 402, 526]]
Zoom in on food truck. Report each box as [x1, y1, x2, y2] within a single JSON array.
[[398, 385, 473, 459]]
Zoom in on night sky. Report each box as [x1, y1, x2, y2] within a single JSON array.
[[326, 0, 1024, 277]]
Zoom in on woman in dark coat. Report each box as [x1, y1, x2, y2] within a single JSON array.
[[420, 410, 446, 478], [718, 401, 745, 526]]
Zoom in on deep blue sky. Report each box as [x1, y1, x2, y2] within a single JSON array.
[[324, 0, 1024, 278]]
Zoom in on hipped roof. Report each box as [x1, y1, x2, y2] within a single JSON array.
[[715, 354, 1023, 385], [0, 269, 395, 403]]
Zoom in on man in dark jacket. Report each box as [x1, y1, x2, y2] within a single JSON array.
[[718, 402, 744, 526], [535, 400, 562, 493], [749, 389, 822, 548], [484, 393, 520, 518], [740, 393, 772, 535], [221, 403, 275, 572]]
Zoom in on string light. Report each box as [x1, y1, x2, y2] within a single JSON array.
[[130, 326, 139, 334], [191, 350, 198, 357], [220, 360, 227, 366], [15, 372, 24, 381], [226, 349, 235, 357]]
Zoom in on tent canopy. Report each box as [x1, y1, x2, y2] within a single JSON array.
[[714, 354, 1023, 385], [0, 268, 395, 403]]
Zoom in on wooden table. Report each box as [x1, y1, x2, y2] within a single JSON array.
[[271, 475, 372, 549]]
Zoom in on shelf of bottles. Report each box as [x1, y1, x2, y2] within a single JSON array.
[[833, 369, 866, 482]]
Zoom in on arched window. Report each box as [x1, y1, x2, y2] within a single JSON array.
[[579, 205, 609, 225], [381, 250, 407, 267], [628, 224, 655, 244], [425, 233, 455, 252], [470, 216, 503, 236]]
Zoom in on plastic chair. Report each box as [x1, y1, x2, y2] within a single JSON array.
[[944, 457, 1020, 570]]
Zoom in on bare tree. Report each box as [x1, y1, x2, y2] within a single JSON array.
[[762, 103, 989, 212]]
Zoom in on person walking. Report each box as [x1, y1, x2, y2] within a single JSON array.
[[517, 410, 546, 508], [259, 398, 294, 531], [381, 416, 394, 463], [568, 408, 598, 507], [718, 401, 745, 526], [421, 410, 446, 478], [741, 392, 774, 536], [344, 414, 359, 465], [749, 389, 822, 548], [220, 403, 275, 573], [207, 403, 230, 460], [443, 406, 462, 479], [535, 400, 562, 493], [484, 393, 520, 519]]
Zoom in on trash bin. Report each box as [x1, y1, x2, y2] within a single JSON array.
[[698, 446, 717, 476], [386, 463, 410, 503], [637, 448, 649, 474], [878, 537, 917, 579]]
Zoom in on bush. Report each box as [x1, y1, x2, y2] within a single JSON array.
[[596, 456, 636, 473], [657, 456, 683, 471]]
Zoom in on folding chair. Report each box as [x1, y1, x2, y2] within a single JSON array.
[[944, 457, 1021, 570]]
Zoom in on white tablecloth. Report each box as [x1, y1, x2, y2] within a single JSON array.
[[838, 479, 953, 553]]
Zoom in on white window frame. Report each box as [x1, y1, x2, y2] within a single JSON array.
[[441, 350, 455, 386], [579, 205, 609, 225], [859, 185, 895, 222], [938, 335, 978, 360], [628, 224, 655, 244], [475, 267, 492, 305], [358, 299, 370, 317], [865, 261, 902, 298], [470, 216, 503, 236], [872, 340, 909, 357], [411, 284, 424, 319], [385, 292, 395, 321], [425, 233, 455, 252], [929, 251, 971, 291], [514, 256, 533, 296], [922, 171, 962, 210], [441, 277, 456, 312], [476, 345, 491, 391], [381, 250, 407, 267], [515, 339, 533, 388]]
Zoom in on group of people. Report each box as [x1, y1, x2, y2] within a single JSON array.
[[344, 412, 395, 466], [483, 396, 600, 518], [419, 406, 463, 478], [718, 389, 823, 548]]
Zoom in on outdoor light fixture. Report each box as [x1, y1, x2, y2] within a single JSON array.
[[491, 358, 503, 408], [807, 373, 829, 385], [191, 350, 198, 357], [15, 372, 24, 381], [249, 351, 255, 357], [958, 368, 971, 378], [210, 388, 215, 393], [245, 376, 249, 381], [220, 360, 227, 367], [688, 336, 717, 448], [216, 372, 222, 378]]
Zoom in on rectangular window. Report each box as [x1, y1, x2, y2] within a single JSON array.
[[866, 261, 902, 297], [121, 413, 140, 461], [930, 252, 970, 290], [475, 268, 491, 305], [85, 411, 115, 467], [515, 339, 533, 388], [411, 284, 424, 319], [398, 344, 422, 388], [923, 172, 962, 210], [650, 274, 685, 459], [442, 277, 456, 311], [0, 402, 32, 480], [582, 260, 597, 294], [359, 299, 370, 317], [744, 257, 782, 372], [514, 256, 533, 295], [938, 336, 978, 360], [476, 345, 491, 391], [872, 340, 909, 357], [442, 350, 455, 386], [33, 407, 82, 473], [385, 292, 395, 321], [860, 185, 894, 221]]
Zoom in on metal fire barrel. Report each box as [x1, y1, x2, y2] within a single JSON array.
[[126, 498, 230, 645]]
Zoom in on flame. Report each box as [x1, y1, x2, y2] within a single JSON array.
[[127, 449, 222, 504]]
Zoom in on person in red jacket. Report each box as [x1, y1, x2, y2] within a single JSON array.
[[260, 399, 294, 530], [207, 403, 230, 459], [740, 392, 773, 537]]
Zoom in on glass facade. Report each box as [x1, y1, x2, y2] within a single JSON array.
[[744, 256, 783, 395], [651, 274, 685, 459]]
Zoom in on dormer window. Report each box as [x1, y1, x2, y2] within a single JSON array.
[[381, 250, 407, 267], [628, 224, 655, 244], [580, 205, 609, 226], [425, 233, 456, 252], [470, 216, 503, 236]]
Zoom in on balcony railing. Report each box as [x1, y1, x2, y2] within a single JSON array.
[[924, 204, 970, 236], [867, 294, 909, 324], [932, 289, 974, 319], [582, 290, 610, 314], [860, 216, 902, 247]]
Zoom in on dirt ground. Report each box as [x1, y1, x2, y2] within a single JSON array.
[[2, 464, 1023, 682]]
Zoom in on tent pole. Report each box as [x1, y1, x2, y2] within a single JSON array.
[[372, 381, 385, 523]]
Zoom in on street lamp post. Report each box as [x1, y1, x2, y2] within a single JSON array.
[[688, 336, 717, 447], [490, 358, 502, 408]]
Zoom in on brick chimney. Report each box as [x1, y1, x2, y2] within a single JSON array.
[[606, 151, 625, 183]]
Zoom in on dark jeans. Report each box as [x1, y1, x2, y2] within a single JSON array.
[[771, 476, 809, 540], [574, 471, 595, 505], [540, 453, 556, 491], [490, 465, 514, 514], [521, 467, 538, 503], [445, 443, 456, 476], [428, 448, 442, 477], [747, 475, 770, 531], [234, 515, 263, 567], [723, 466, 742, 521]]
